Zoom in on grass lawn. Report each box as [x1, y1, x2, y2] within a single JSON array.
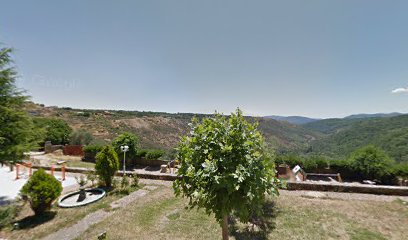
[[2, 182, 407, 240], [64, 160, 95, 169], [0, 187, 134, 240], [76, 185, 408, 240]]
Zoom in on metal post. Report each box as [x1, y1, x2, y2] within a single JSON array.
[[123, 151, 126, 177]]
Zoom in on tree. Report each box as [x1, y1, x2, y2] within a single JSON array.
[[69, 129, 94, 145], [20, 169, 62, 215], [350, 145, 394, 182], [95, 145, 119, 187], [173, 109, 280, 240], [33, 118, 72, 145], [112, 132, 139, 165], [0, 47, 40, 165]]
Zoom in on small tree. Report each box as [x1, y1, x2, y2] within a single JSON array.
[[112, 132, 139, 165], [173, 109, 280, 240], [20, 169, 62, 215], [33, 118, 72, 145], [95, 146, 119, 187], [350, 145, 394, 182], [69, 129, 94, 145]]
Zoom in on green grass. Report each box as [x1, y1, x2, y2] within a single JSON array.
[[64, 160, 95, 169], [0, 186, 136, 240], [76, 186, 408, 240], [3, 183, 408, 240]]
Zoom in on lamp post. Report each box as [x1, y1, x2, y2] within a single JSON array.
[[120, 145, 129, 177]]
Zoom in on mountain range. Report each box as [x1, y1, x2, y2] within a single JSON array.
[[25, 103, 408, 163], [265, 112, 404, 125]]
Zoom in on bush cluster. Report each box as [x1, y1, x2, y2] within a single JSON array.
[[276, 145, 408, 185], [20, 169, 62, 215], [0, 204, 19, 229], [137, 149, 165, 160], [83, 144, 104, 162], [95, 145, 119, 187]]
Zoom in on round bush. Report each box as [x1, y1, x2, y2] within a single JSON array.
[[20, 169, 62, 215], [95, 145, 119, 187]]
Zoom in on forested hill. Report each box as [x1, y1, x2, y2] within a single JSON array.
[[25, 103, 408, 162], [25, 103, 318, 153], [304, 114, 408, 162]]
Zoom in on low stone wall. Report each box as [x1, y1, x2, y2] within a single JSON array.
[[30, 164, 408, 195], [286, 181, 408, 196], [137, 158, 169, 167]]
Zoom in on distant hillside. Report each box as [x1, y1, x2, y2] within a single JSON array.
[[305, 115, 408, 162], [25, 103, 319, 153], [27, 103, 408, 163], [264, 115, 320, 125], [345, 112, 403, 119]]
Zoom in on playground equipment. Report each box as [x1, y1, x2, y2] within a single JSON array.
[[15, 163, 32, 180]]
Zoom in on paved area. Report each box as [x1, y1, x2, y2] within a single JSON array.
[[41, 185, 157, 240], [0, 166, 78, 205]]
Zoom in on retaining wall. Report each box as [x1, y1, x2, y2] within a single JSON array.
[[30, 165, 408, 196]]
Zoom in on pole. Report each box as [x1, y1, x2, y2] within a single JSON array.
[[123, 151, 126, 177]]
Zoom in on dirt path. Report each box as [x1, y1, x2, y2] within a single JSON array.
[[41, 187, 156, 240]]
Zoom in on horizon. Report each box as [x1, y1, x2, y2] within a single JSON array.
[[30, 101, 406, 119], [2, 1, 408, 118]]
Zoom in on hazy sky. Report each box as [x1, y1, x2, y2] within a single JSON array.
[[1, 0, 408, 118]]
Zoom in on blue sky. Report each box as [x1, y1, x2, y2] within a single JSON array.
[[1, 0, 408, 118]]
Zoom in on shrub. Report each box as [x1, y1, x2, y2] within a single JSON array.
[[20, 169, 62, 215], [349, 145, 395, 183], [145, 149, 165, 160], [83, 144, 104, 162], [329, 159, 358, 180], [136, 149, 149, 158], [393, 163, 408, 178], [95, 146, 119, 187], [0, 204, 19, 229], [130, 174, 139, 188], [69, 130, 94, 145]]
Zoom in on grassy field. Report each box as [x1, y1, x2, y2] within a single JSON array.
[[77, 185, 408, 240], [0, 188, 133, 240], [2, 182, 407, 240]]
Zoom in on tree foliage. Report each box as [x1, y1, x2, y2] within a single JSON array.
[[112, 132, 139, 162], [33, 118, 72, 145], [95, 145, 119, 187], [20, 169, 62, 215], [173, 109, 280, 239], [0, 47, 41, 163], [69, 129, 94, 145], [350, 145, 394, 182]]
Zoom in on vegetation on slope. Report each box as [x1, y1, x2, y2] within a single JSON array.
[[305, 115, 408, 162]]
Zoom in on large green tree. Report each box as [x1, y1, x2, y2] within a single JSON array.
[[173, 109, 280, 240], [33, 118, 72, 145], [112, 132, 139, 165], [0, 47, 40, 164], [350, 145, 394, 182]]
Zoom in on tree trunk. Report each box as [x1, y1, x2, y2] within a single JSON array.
[[221, 214, 229, 240]]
